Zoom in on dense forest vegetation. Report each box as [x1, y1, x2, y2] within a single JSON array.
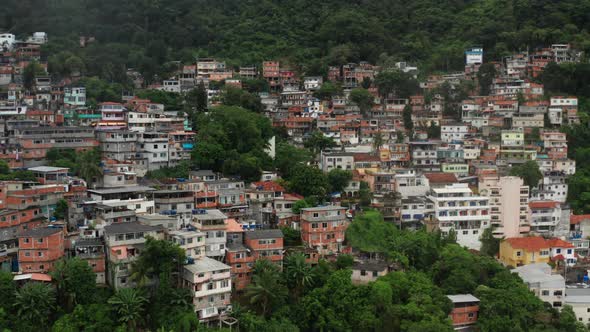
[[3, 0, 590, 83]]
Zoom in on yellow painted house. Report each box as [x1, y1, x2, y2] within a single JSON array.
[[499, 236, 575, 267]]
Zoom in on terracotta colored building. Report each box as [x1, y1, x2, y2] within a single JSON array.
[[226, 229, 284, 290], [18, 226, 65, 273], [447, 294, 480, 330], [300, 206, 348, 255]]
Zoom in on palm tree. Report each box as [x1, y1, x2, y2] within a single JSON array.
[[284, 253, 314, 301], [14, 283, 56, 327], [372, 132, 384, 155], [108, 288, 148, 330], [245, 268, 287, 317], [76, 148, 103, 187]]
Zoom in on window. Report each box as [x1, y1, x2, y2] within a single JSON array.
[[540, 250, 549, 256], [37, 252, 43, 257], [542, 290, 550, 296], [322, 222, 328, 228], [554, 290, 563, 296], [24, 252, 31, 257], [553, 302, 562, 307], [23, 238, 29, 243], [556, 248, 562, 254], [37, 238, 43, 243], [311, 223, 318, 229], [516, 251, 522, 257], [360, 270, 366, 276], [567, 249, 573, 254], [468, 313, 475, 318]]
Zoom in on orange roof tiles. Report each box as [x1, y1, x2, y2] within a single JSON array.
[[424, 173, 458, 184], [570, 214, 590, 225], [529, 201, 559, 209], [505, 236, 574, 251], [225, 218, 244, 233]]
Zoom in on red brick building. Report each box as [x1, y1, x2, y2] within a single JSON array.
[[300, 206, 348, 255], [226, 229, 284, 290], [447, 294, 480, 329], [18, 226, 65, 273]]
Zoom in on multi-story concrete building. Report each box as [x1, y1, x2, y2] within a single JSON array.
[[153, 190, 195, 226], [300, 206, 348, 255], [137, 132, 169, 170], [533, 171, 568, 203], [441, 123, 470, 143], [182, 257, 232, 322], [193, 209, 228, 260], [400, 196, 434, 229], [14, 126, 98, 167], [528, 200, 567, 236], [226, 229, 284, 290], [427, 183, 490, 250], [104, 222, 163, 289], [63, 87, 86, 107], [17, 226, 65, 273], [410, 141, 441, 172], [97, 130, 138, 161], [169, 228, 206, 260], [513, 263, 565, 310], [74, 237, 106, 284], [478, 176, 530, 238], [321, 152, 355, 172]]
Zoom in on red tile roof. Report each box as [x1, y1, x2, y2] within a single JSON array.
[[505, 236, 574, 251], [570, 214, 590, 225], [353, 153, 381, 162], [546, 238, 575, 249], [424, 173, 458, 184], [251, 181, 285, 192], [529, 201, 559, 209], [226, 218, 244, 233]]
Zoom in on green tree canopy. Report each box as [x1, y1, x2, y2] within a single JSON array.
[[509, 160, 543, 189]]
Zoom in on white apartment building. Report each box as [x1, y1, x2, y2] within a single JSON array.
[[441, 124, 469, 143], [169, 229, 206, 260], [401, 196, 434, 229], [394, 170, 430, 198], [182, 257, 232, 322], [528, 201, 562, 235], [513, 263, 565, 309], [478, 176, 530, 238], [321, 152, 355, 172], [137, 132, 169, 170], [531, 171, 568, 203], [192, 209, 228, 260], [428, 183, 490, 250]]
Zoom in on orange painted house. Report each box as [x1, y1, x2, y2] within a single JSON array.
[[300, 206, 348, 255]]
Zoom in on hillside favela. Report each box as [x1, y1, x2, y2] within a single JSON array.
[[3, 1, 590, 331]]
